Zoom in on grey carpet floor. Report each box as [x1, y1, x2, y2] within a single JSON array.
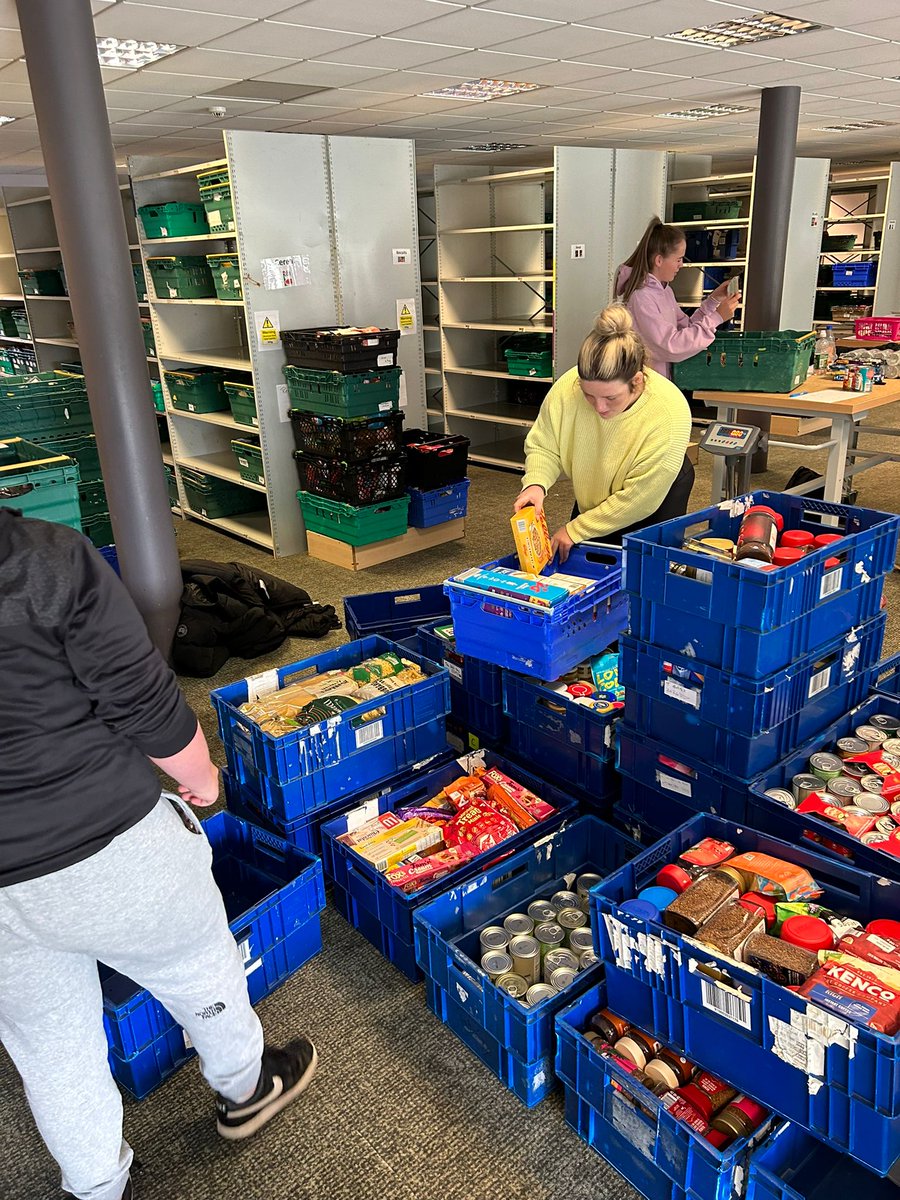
[[2, 415, 899, 1200]]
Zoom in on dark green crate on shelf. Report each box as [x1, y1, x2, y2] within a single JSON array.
[[207, 253, 242, 301], [672, 199, 743, 222], [504, 348, 553, 377], [78, 479, 108, 518], [0, 394, 93, 442], [197, 170, 235, 234], [0, 350, 11, 374], [821, 234, 858, 252], [55, 363, 85, 377], [297, 491, 410, 547], [11, 309, 29, 339], [673, 329, 816, 394], [42, 433, 102, 484], [164, 367, 227, 413], [18, 268, 65, 296], [0, 436, 81, 529], [82, 511, 113, 547], [163, 463, 179, 508], [181, 467, 263, 520], [0, 308, 20, 337], [151, 379, 164, 413], [146, 256, 216, 300], [224, 379, 257, 428], [133, 262, 147, 303], [141, 318, 156, 357], [230, 437, 264, 487], [283, 365, 401, 419], [138, 202, 208, 240]]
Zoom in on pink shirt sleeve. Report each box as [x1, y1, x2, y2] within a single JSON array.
[[629, 287, 723, 366]]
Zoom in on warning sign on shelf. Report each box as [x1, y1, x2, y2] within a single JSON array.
[[396, 297, 417, 336], [254, 310, 280, 351]]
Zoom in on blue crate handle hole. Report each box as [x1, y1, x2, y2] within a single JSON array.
[[489, 860, 531, 892]]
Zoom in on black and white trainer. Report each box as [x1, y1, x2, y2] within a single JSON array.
[[216, 1038, 318, 1141]]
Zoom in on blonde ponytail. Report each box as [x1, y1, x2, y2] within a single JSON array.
[[618, 216, 686, 303], [577, 304, 646, 383]]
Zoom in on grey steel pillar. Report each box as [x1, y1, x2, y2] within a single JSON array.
[[16, 0, 183, 655], [743, 85, 801, 472]]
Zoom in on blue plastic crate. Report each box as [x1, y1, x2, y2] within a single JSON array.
[[108, 1023, 192, 1101], [624, 491, 899, 645], [425, 976, 554, 1107], [417, 619, 506, 744], [746, 689, 900, 879], [746, 1120, 898, 1200], [591, 812, 900, 1175], [210, 636, 450, 822], [407, 478, 469, 528], [616, 722, 751, 820], [342, 584, 449, 642], [620, 613, 885, 778], [831, 262, 877, 287], [101, 810, 325, 1064], [556, 979, 779, 1200], [320, 751, 581, 982], [97, 544, 120, 576], [446, 544, 626, 682], [413, 815, 639, 1070], [613, 777, 706, 846], [873, 652, 900, 698]]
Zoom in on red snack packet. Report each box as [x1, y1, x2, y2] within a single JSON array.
[[384, 845, 473, 893], [477, 766, 555, 822], [797, 793, 877, 838], [798, 955, 900, 1034], [839, 930, 900, 972], [883, 772, 900, 803], [443, 798, 518, 855]]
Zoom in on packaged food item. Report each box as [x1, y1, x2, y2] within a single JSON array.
[[799, 953, 900, 1033], [679, 839, 735, 869], [352, 819, 443, 873], [796, 793, 877, 838], [477, 767, 555, 821], [780, 914, 834, 953], [481, 950, 513, 980], [336, 811, 404, 849], [711, 1096, 769, 1139], [484, 781, 537, 831], [644, 1050, 695, 1090], [509, 934, 541, 985], [738, 892, 777, 928], [662, 874, 738, 937], [792, 774, 822, 803], [773, 902, 862, 941], [590, 651, 624, 702], [527, 900, 556, 925], [443, 776, 486, 810], [384, 845, 473, 893], [443, 799, 518, 856], [696, 904, 764, 961], [656, 863, 696, 893], [590, 1008, 632, 1043], [496, 973, 529, 999], [744, 931, 818, 986], [678, 1071, 737, 1120], [868, 919, 900, 940], [735, 505, 783, 564], [781, 529, 814, 550], [533, 921, 565, 957], [723, 852, 822, 901], [503, 912, 534, 938], [349, 652, 405, 684], [451, 566, 586, 609], [480, 926, 509, 953], [543, 948, 579, 981], [613, 1029, 661, 1070], [660, 1090, 710, 1136], [838, 930, 900, 972], [510, 504, 553, 576]]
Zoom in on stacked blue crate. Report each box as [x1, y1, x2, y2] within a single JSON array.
[[417, 618, 506, 746], [616, 491, 898, 842]]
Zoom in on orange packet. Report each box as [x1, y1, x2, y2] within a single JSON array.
[[725, 851, 822, 901], [485, 781, 537, 831], [510, 505, 552, 576]]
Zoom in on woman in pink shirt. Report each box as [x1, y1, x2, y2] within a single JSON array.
[[615, 217, 741, 379]]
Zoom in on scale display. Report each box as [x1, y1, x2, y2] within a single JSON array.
[[700, 423, 761, 455]]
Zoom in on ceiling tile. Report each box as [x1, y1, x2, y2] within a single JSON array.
[[156, 49, 298, 78], [311, 87, 414, 106], [412, 48, 554, 75], [580, 0, 758, 37], [157, 96, 284, 117], [475, 0, 647, 17], [0, 84, 33, 103], [713, 60, 840, 85], [102, 88, 192, 109], [206, 23, 374, 58], [0, 28, 22, 57], [614, 48, 780, 79], [107, 70, 240, 94], [807, 78, 900, 100], [612, 71, 697, 93], [488, 24, 646, 58], [253, 62, 395, 86], [497, 59, 624, 85], [93, 2, 257, 42], [758, 29, 889, 59], [361, 71, 469, 91], [136, 107, 219, 126], [362, 95, 470, 113], [793, 45, 900, 71], [646, 77, 758, 100], [320, 38, 490, 69], [564, 38, 699, 71], [776, 0, 900, 19], [271, 0, 465, 36], [203, 114, 303, 130], [376, 8, 561, 48], [123, 0, 307, 14]]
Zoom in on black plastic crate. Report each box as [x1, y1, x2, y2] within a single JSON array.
[[293, 451, 407, 505], [289, 410, 404, 461], [282, 327, 400, 373], [403, 430, 469, 488]]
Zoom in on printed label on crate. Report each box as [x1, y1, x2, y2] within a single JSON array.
[[355, 719, 384, 748], [346, 796, 382, 832], [699, 974, 752, 1030], [445, 660, 463, 684], [656, 770, 693, 798], [245, 669, 279, 702], [377, 353, 393, 367], [820, 568, 843, 599], [768, 1006, 858, 1086], [808, 664, 834, 699], [663, 678, 701, 709]]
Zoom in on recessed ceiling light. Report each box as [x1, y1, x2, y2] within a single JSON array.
[[422, 79, 541, 101], [656, 104, 752, 120], [451, 143, 531, 152], [815, 120, 893, 131], [667, 12, 821, 49], [96, 37, 182, 70]]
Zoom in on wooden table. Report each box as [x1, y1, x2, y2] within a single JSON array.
[[695, 375, 900, 503]]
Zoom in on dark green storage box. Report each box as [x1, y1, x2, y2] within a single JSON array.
[[18, 268, 65, 296], [283, 365, 401, 419], [673, 330, 817, 394], [224, 379, 257, 428], [181, 466, 262, 520], [164, 368, 227, 413], [672, 199, 743, 222], [146, 256, 216, 300], [138, 202, 208, 240], [141, 318, 156, 357], [0, 436, 81, 529], [207, 253, 242, 301], [297, 491, 409, 546], [230, 437, 264, 487], [82, 511, 113, 547]]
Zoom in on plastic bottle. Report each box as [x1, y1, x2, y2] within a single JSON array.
[[825, 324, 836, 364], [813, 330, 831, 375]]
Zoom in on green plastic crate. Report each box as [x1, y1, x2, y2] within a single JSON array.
[[78, 478, 108, 518], [224, 379, 257, 428], [821, 234, 858, 252], [133, 262, 147, 302], [146, 256, 216, 300], [10, 308, 29, 339], [82, 510, 113, 547], [151, 379, 164, 413], [0, 308, 19, 337], [0, 436, 81, 529], [672, 199, 743, 222], [42, 433, 101, 483], [673, 329, 817, 394], [141, 318, 156, 357], [138, 202, 208, 240], [0, 393, 93, 441], [283, 365, 401, 419], [504, 348, 552, 377], [164, 463, 180, 508], [297, 490, 410, 547], [198, 174, 235, 234], [164, 368, 227, 413], [206, 253, 242, 301], [0, 350, 10, 374], [196, 166, 230, 190], [230, 437, 264, 487], [182, 468, 263, 520], [18, 268, 65, 296]]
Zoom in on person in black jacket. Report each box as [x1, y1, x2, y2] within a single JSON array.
[[0, 510, 317, 1200]]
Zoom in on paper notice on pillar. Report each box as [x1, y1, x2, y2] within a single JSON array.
[[254, 310, 280, 352], [399, 373, 408, 409], [396, 297, 417, 336], [261, 255, 311, 290], [276, 383, 291, 423]]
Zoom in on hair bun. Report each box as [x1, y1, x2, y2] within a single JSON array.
[[594, 304, 633, 338]]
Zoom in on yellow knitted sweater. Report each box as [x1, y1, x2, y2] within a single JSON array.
[[522, 366, 691, 542]]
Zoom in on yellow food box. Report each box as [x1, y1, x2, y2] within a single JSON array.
[[510, 505, 553, 576]]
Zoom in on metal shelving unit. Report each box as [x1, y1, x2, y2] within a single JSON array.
[[131, 132, 425, 558]]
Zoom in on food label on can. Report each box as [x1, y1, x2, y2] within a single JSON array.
[[355, 719, 384, 748], [656, 771, 692, 798], [663, 678, 701, 709], [808, 665, 833, 699], [819, 568, 842, 600]]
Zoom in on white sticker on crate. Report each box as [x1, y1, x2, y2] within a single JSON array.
[[602, 914, 634, 972], [355, 719, 384, 748], [820, 569, 842, 599], [346, 796, 380, 832], [656, 771, 693, 798], [663, 678, 701, 708], [610, 1090, 655, 1163], [446, 660, 463, 684], [183, 1029, 193, 1051], [699, 975, 752, 1029], [769, 1016, 810, 1075], [377, 353, 393, 367], [807, 664, 833, 699], [245, 669, 279, 702]]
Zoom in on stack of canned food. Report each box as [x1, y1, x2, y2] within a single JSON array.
[[478, 874, 601, 1007]]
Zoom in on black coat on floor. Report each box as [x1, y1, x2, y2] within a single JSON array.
[[173, 558, 340, 677]]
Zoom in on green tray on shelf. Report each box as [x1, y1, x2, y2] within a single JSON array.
[[230, 437, 264, 487], [224, 379, 257, 428], [146, 256, 216, 300], [164, 367, 227, 413], [207, 253, 242, 301], [284, 365, 401, 419], [297, 491, 409, 546], [0, 436, 81, 529]]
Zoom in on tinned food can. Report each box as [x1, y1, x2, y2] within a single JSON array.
[[870, 714, 900, 733], [481, 950, 513, 980], [876, 816, 898, 835], [534, 922, 566, 957], [480, 926, 510, 954], [527, 900, 557, 925], [842, 762, 870, 781], [764, 787, 797, 810], [503, 912, 534, 938], [550, 967, 577, 992], [809, 752, 843, 782], [550, 890, 581, 913], [792, 773, 822, 803], [856, 793, 890, 816], [861, 774, 885, 794], [525, 983, 557, 1007], [827, 778, 863, 804], [557, 906, 588, 932], [576, 873, 602, 911], [543, 948, 579, 982], [856, 725, 887, 750], [509, 934, 542, 985], [884, 739, 900, 757], [568, 928, 595, 955], [837, 736, 869, 759], [580, 950, 600, 970], [495, 972, 529, 1000]]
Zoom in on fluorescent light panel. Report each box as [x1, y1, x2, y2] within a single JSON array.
[[96, 38, 182, 69], [422, 78, 542, 101], [656, 104, 752, 120], [815, 120, 893, 131], [667, 12, 821, 49], [0, 116, 15, 126], [452, 142, 531, 151]]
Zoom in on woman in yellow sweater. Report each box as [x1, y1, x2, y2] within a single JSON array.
[[514, 305, 692, 562]]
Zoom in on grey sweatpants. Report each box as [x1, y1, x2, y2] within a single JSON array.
[[0, 796, 264, 1200]]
